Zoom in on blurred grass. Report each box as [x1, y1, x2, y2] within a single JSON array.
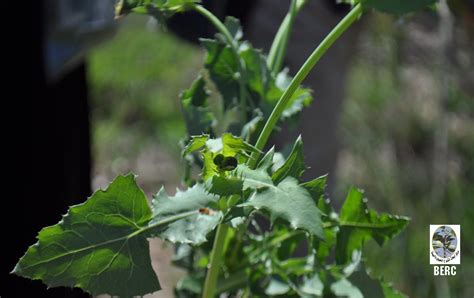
[[88, 15, 202, 192]]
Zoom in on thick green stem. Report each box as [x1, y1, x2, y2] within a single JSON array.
[[248, 3, 363, 168], [193, 5, 248, 123], [194, 6, 250, 297], [202, 224, 229, 298]]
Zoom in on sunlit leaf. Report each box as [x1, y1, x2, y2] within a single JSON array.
[[182, 134, 209, 156], [151, 184, 222, 244], [257, 146, 276, 172], [265, 278, 290, 296], [272, 136, 306, 184], [205, 175, 243, 197], [301, 174, 327, 202], [237, 164, 325, 239], [331, 278, 363, 298], [300, 273, 324, 296], [183, 134, 259, 179]]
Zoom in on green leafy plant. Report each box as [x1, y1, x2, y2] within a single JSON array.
[[14, 0, 438, 296]]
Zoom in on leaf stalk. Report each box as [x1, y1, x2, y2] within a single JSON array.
[[248, 3, 363, 168], [267, 0, 304, 74], [202, 223, 229, 298]]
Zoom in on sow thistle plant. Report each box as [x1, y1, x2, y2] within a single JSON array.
[[14, 0, 438, 297]]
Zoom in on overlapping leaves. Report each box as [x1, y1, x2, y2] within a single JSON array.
[[183, 133, 260, 179], [201, 34, 313, 121], [244, 221, 407, 297], [183, 135, 325, 239], [15, 1, 417, 296], [12, 175, 219, 296], [237, 164, 325, 239], [13, 135, 412, 297], [118, 3, 314, 139], [181, 16, 313, 136], [245, 225, 408, 297], [235, 140, 409, 296]]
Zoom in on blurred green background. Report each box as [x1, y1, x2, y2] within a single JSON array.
[[87, 9, 473, 298], [334, 12, 474, 298], [88, 15, 201, 194]]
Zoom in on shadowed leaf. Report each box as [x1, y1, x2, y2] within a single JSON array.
[[336, 188, 409, 264], [14, 175, 163, 296]]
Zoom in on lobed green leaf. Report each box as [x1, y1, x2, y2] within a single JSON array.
[[237, 164, 325, 239], [205, 175, 243, 197], [13, 175, 159, 296], [151, 184, 222, 244], [272, 135, 306, 184], [336, 187, 410, 264], [182, 134, 209, 156], [13, 175, 220, 296]]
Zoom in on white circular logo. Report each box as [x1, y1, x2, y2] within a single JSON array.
[[432, 226, 457, 259], [430, 224, 461, 265]]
